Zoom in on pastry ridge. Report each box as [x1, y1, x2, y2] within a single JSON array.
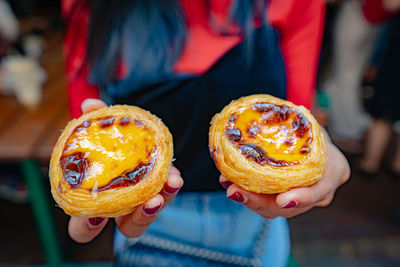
[[49, 105, 173, 217], [209, 94, 327, 194]]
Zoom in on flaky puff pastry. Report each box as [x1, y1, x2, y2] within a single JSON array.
[[209, 94, 327, 194], [49, 105, 173, 217]]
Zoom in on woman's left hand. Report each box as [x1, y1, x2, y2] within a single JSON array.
[[219, 137, 350, 219]]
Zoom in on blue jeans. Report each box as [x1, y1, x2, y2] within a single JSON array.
[[114, 192, 290, 266]]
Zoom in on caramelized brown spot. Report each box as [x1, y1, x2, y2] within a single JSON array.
[[253, 103, 274, 113], [247, 123, 261, 138], [75, 120, 91, 131], [284, 138, 294, 146], [226, 102, 313, 167], [228, 114, 238, 124], [261, 112, 282, 125], [57, 182, 64, 193], [61, 115, 156, 191], [258, 104, 292, 125], [209, 148, 220, 169], [98, 159, 155, 192], [209, 147, 220, 163], [209, 148, 215, 159], [134, 120, 145, 127], [225, 127, 242, 142], [208, 147, 215, 160], [119, 117, 131, 126], [238, 143, 266, 165], [266, 158, 293, 167], [292, 116, 310, 138], [98, 116, 115, 128], [300, 146, 312, 154], [238, 143, 295, 167], [83, 120, 91, 128], [60, 152, 89, 189]]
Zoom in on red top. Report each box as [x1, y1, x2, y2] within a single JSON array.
[[63, 0, 325, 118]]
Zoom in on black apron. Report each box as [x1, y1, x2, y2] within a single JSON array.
[[102, 24, 287, 191]]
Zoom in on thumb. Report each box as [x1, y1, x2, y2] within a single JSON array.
[[275, 180, 331, 209], [81, 98, 107, 114]]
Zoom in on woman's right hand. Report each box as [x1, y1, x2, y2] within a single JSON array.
[[68, 99, 184, 243]]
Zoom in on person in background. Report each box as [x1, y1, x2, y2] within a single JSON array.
[[63, 0, 350, 266], [360, 0, 400, 177], [321, 0, 381, 153]]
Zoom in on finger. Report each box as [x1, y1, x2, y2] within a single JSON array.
[[226, 184, 313, 219], [315, 194, 334, 207], [68, 216, 109, 243], [222, 174, 328, 210], [160, 166, 184, 207], [81, 98, 107, 114], [276, 143, 350, 208], [219, 175, 233, 190], [226, 184, 277, 217], [115, 194, 164, 238], [169, 165, 181, 176], [275, 180, 333, 209]]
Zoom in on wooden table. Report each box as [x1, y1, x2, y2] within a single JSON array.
[[0, 32, 69, 266]]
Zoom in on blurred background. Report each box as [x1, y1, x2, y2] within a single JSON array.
[[0, 0, 399, 266]]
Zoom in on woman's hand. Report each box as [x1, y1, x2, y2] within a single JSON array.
[[220, 131, 350, 219], [68, 99, 184, 243]]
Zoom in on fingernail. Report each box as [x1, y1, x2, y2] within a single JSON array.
[[282, 200, 297, 209], [143, 203, 162, 215], [219, 180, 232, 189], [228, 191, 245, 203], [88, 217, 105, 226], [165, 184, 180, 194]]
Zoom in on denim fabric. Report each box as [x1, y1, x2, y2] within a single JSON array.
[[114, 192, 290, 267]]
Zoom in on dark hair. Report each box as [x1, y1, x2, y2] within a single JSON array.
[[84, 0, 266, 97]]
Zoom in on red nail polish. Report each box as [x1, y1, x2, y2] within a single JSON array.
[[143, 204, 161, 215], [88, 217, 104, 226], [165, 184, 180, 194], [282, 201, 297, 209], [228, 191, 245, 203], [219, 180, 232, 189]]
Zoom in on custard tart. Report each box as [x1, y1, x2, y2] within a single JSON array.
[[209, 94, 327, 194], [49, 105, 173, 217]]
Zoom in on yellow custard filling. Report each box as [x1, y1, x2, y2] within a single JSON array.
[[60, 116, 156, 190], [225, 103, 312, 166]]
